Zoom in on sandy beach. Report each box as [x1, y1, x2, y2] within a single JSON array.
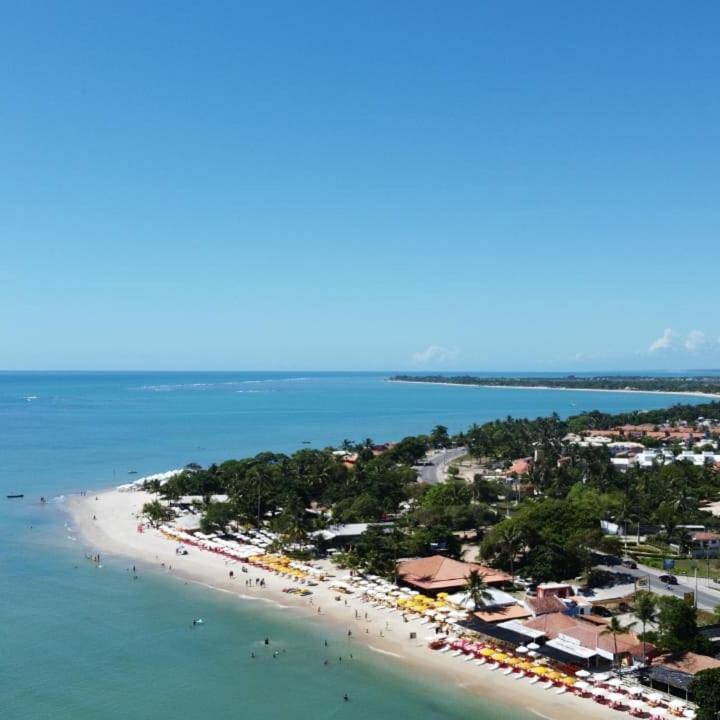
[[388, 379, 720, 400], [67, 488, 625, 720]]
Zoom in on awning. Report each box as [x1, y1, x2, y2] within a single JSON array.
[[546, 637, 597, 659], [497, 620, 547, 640]]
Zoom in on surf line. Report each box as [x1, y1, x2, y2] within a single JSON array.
[[367, 645, 404, 659]]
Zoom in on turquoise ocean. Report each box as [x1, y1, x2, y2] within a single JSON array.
[[1, 371, 711, 719]]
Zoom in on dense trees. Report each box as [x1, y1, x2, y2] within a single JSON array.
[[391, 375, 720, 397], [690, 668, 720, 720], [141, 500, 175, 526]]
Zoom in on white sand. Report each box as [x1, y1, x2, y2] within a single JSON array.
[[388, 379, 720, 400], [67, 488, 629, 720]]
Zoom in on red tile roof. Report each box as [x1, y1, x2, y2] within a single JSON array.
[[524, 614, 640, 656], [526, 596, 567, 616], [396, 556, 511, 591]]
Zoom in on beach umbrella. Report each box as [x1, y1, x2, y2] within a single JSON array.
[[627, 686, 644, 697], [527, 642, 540, 650], [591, 687, 607, 697], [594, 672, 611, 683], [683, 710, 696, 719], [516, 645, 529, 654], [575, 681, 589, 691], [575, 669, 591, 678], [608, 678, 623, 689], [608, 692, 625, 706]]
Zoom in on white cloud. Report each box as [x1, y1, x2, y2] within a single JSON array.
[[411, 345, 458, 365], [684, 330, 706, 352], [649, 328, 676, 352]]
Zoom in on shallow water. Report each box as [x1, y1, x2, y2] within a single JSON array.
[[0, 371, 707, 719]]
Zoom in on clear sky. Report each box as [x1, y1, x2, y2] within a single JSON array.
[[2, 1, 719, 371]]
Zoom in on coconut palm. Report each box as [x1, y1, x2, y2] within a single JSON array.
[[496, 522, 523, 579], [464, 570, 493, 611], [600, 616, 636, 671], [634, 591, 657, 663]]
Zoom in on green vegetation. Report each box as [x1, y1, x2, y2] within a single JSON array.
[[391, 374, 720, 395], [690, 669, 720, 720], [141, 500, 175, 526], [146, 399, 720, 583], [642, 595, 711, 655]]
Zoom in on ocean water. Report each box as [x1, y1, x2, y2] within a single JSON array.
[[0, 371, 709, 720]]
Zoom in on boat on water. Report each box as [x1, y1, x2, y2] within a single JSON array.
[[7, 494, 24, 499]]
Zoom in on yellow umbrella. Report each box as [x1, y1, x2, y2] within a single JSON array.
[[491, 652, 508, 661], [504, 657, 520, 666], [480, 647, 495, 657], [531, 666, 549, 676]]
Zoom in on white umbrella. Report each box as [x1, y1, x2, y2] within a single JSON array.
[[527, 642, 540, 650], [516, 645, 529, 654], [575, 669, 591, 678], [575, 681, 590, 691], [591, 687, 606, 697], [669, 701, 687, 711], [608, 678, 623, 689], [683, 710, 696, 719], [608, 692, 625, 705], [627, 686, 644, 697], [594, 672, 611, 682]]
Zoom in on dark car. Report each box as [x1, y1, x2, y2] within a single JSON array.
[[621, 559, 637, 569], [591, 605, 613, 617], [659, 574, 678, 585]]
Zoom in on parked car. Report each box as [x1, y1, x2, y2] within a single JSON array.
[[591, 605, 613, 617], [659, 574, 678, 585], [621, 558, 637, 569]]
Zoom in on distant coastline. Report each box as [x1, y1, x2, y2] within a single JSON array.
[[388, 376, 720, 401]]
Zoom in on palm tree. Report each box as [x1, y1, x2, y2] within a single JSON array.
[[600, 617, 636, 671], [634, 591, 657, 663], [496, 523, 523, 580], [464, 570, 493, 611]]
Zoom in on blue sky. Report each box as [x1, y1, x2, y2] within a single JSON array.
[[2, 1, 719, 371]]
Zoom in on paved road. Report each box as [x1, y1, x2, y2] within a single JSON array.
[[596, 563, 720, 612], [414, 447, 467, 484]]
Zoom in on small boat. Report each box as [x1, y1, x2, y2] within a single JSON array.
[[128, 470, 138, 474], [6, 494, 24, 499], [301, 440, 311, 444]]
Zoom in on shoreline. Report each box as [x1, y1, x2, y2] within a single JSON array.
[[66, 488, 623, 720], [387, 379, 720, 400]]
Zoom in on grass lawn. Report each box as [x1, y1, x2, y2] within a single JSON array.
[[669, 557, 720, 579]]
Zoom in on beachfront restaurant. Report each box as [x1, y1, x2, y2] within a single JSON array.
[[523, 613, 644, 669], [641, 653, 720, 701], [396, 556, 512, 596]]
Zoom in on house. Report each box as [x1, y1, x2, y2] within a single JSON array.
[[536, 582, 573, 599], [396, 555, 511, 595], [688, 531, 720, 558], [506, 457, 533, 476]]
